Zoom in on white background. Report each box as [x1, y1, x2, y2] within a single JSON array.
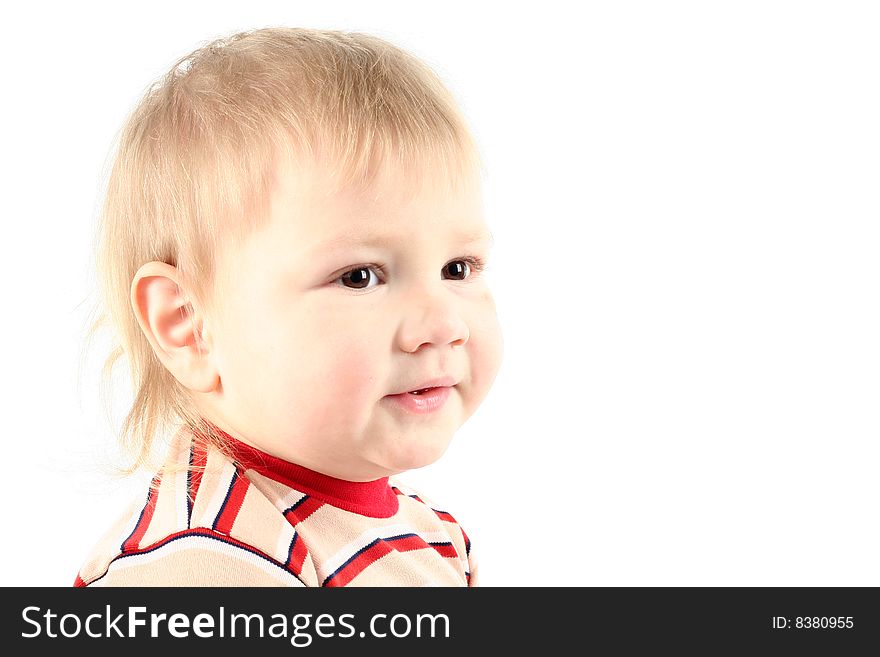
[[1, 1, 877, 586]]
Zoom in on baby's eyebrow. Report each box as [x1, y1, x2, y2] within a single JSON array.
[[475, 230, 495, 247], [455, 229, 494, 247], [308, 229, 493, 253]]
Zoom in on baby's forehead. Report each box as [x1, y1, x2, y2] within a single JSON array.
[[276, 144, 480, 199], [261, 160, 484, 250], [277, 149, 480, 209]]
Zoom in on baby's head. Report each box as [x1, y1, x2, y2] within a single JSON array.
[[95, 27, 502, 480]]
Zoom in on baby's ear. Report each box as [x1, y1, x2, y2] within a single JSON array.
[[130, 261, 219, 393]]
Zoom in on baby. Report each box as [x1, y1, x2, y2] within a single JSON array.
[[74, 27, 502, 587]]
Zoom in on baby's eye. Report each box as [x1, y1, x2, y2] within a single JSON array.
[[442, 259, 472, 281], [338, 266, 381, 289]]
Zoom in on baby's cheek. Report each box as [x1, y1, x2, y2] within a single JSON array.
[[466, 304, 504, 409], [328, 348, 377, 396], [298, 342, 379, 425]]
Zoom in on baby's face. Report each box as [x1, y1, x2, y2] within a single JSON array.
[[199, 157, 502, 481]]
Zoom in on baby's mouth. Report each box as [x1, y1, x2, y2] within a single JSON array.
[[386, 385, 453, 414], [389, 376, 457, 398]]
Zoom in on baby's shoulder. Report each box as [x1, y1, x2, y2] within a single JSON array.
[[389, 478, 471, 541], [75, 441, 311, 587], [389, 478, 476, 585]]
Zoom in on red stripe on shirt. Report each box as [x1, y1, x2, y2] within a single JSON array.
[[433, 510, 457, 523], [430, 542, 459, 559], [212, 471, 250, 535], [284, 496, 324, 526], [286, 532, 309, 575], [82, 528, 306, 587], [326, 534, 430, 587], [326, 541, 393, 587]]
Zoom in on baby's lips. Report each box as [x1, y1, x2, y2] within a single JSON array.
[[391, 375, 458, 396]]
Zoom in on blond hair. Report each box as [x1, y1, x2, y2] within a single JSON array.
[[87, 27, 482, 474]]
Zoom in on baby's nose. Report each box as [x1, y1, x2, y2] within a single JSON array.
[[396, 296, 469, 353]]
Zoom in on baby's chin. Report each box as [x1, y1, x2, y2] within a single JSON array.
[[373, 429, 456, 475]]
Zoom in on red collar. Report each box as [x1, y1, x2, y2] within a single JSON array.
[[212, 428, 399, 518]]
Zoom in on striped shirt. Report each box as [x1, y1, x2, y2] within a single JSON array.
[[74, 426, 476, 587]]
